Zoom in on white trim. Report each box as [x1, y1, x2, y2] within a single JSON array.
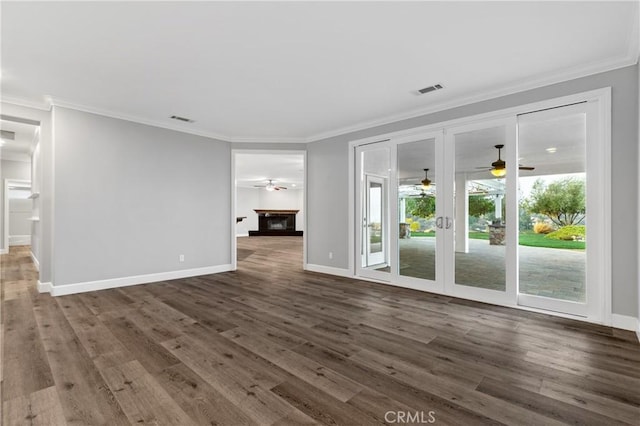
[[37, 281, 51, 293], [9, 235, 31, 246], [1, 96, 51, 112], [611, 314, 639, 333], [236, 233, 249, 237], [30, 251, 39, 271], [49, 264, 233, 297], [0, 248, 7, 255], [304, 264, 353, 278]]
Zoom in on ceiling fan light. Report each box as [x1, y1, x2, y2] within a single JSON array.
[[421, 168, 432, 190], [266, 185, 275, 191], [491, 167, 506, 177]]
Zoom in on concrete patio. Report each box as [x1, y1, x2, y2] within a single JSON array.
[[397, 237, 585, 302]]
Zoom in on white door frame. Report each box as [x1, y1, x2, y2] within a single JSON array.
[[348, 87, 611, 326], [3, 179, 32, 253], [230, 149, 308, 271]]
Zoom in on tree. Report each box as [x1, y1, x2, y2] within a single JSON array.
[[527, 177, 585, 227], [468, 196, 493, 218], [406, 196, 435, 218]]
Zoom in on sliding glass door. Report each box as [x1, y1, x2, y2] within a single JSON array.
[[352, 91, 608, 324], [517, 101, 603, 318], [443, 118, 518, 305]]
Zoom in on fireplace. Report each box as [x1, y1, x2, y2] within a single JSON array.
[[249, 209, 303, 236]]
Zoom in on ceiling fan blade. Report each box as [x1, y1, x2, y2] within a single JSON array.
[[278, 186, 288, 190], [519, 166, 535, 170], [475, 167, 492, 170], [253, 185, 266, 188]]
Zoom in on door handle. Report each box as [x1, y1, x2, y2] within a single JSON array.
[[445, 217, 452, 229], [436, 217, 443, 229]]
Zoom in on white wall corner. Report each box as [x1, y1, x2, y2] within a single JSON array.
[[30, 251, 40, 271], [37, 281, 52, 293], [611, 313, 639, 332], [304, 263, 353, 278], [49, 264, 234, 296]]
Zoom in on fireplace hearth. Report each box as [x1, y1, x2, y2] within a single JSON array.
[[249, 209, 303, 236]]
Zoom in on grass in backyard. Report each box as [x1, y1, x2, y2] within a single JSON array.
[[409, 231, 584, 250]]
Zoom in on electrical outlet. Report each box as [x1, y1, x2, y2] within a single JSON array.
[[179, 254, 185, 262], [329, 252, 333, 259]]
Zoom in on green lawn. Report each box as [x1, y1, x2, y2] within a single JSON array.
[[409, 230, 584, 250]]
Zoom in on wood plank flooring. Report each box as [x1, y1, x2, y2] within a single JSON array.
[[1, 239, 639, 425]]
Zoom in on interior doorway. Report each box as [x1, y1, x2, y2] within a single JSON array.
[[1, 117, 40, 261], [231, 150, 306, 270]]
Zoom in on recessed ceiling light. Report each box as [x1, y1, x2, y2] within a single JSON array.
[[291, 184, 296, 187], [546, 147, 557, 153]]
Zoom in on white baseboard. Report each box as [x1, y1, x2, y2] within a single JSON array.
[[236, 233, 249, 237], [305, 263, 352, 278], [611, 314, 639, 332], [9, 235, 31, 246], [30, 251, 39, 271], [50, 264, 234, 297], [0, 248, 7, 255], [37, 281, 52, 293]]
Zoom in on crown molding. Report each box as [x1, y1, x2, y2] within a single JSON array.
[[4, 51, 636, 145], [49, 97, 233, 142], [227, 136, 307, 144], [0, 95, 51, 111], [306, 55, 638, 143]]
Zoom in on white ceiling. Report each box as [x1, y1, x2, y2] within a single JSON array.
[[1, 2, 637, 143], [235, 153, 304, 189]]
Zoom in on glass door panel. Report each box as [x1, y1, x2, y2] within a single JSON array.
[[356, 144, 392, 281], [397, 138, 438, 281], [453, 125, 508, 291], [517, 101, 601, 319]]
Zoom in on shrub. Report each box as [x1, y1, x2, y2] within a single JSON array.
[[533, 222, 554, 234], [405, 218, 413, 223], [545, 225, 586, 241], [410, 221, 421, 232]]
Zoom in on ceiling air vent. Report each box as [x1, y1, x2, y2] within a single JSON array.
[[0, 130, 16, 140], [170, 115, 195, 123], [417, 84, 444, 95]]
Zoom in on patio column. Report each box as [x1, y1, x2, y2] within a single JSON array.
[[399, 197, 406, 222], [455, 173, 469, 253], [495, 194, 503, 221]]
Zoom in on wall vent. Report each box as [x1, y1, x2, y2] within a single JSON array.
[[417, 84, 444, 95], [170, 115, 195, 123]]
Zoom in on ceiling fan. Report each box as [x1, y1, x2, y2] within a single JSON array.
[[476, 144, 535, 177], [254, 179, 287, 191]]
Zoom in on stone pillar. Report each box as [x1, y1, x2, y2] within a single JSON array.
[[455, 173, 469, 253], [495, 194, 503, 221]]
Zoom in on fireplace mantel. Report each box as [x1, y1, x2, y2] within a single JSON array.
[[253, 209, 299, 215]]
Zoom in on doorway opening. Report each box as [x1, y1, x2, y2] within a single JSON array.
[[1, 117, 40, 267], [231, 150, 306, 271]]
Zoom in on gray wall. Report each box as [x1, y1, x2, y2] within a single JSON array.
[[307, 64, 639, 318], [53, 107, 231, 286], [0, 159, 31, 250]]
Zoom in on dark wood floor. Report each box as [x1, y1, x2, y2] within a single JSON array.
[[1, 238, 639, 425]]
